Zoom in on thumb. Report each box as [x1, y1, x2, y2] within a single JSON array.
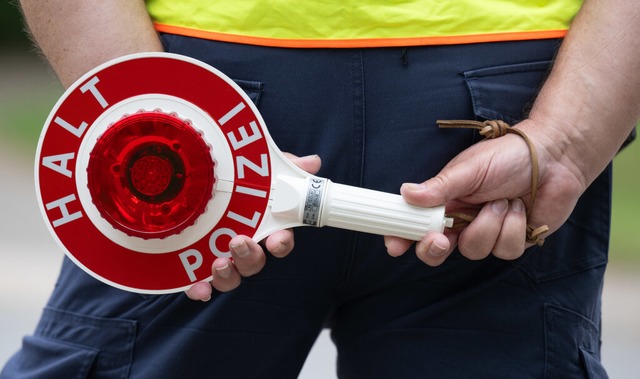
[[283, 153, 322, 175], [400, 163, 482, 207]]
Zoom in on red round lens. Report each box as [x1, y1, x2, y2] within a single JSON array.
[[87, 111, 215, 239], [130, 154, 174, 198]]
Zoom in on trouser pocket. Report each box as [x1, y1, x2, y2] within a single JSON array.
[[2, 336, 98, 379], [544, 304, 608, 379], [1, 307, 137, 379], [464, 60, 552, 125]]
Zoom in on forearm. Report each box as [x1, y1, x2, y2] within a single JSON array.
[[20, 0, 163, 88], [526, 0, 640, 188]]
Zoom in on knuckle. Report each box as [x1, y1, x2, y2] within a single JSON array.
[[458, 240, 490, 260], [492, 240, 525, 260], [235, 257, 266, 277], [235, 264, 259, 277], [458, 229, 492, 260], [492, 249, 519, 260]]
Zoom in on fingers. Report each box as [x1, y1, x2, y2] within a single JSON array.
[[211, 258, 241, 292], [457, 199, 527, 261], [188, 230, 297, 298], [227, 236, 267, 277], [400, 181, 449, 209], [283, 153, 322, 175], [185, 281, 213, 302], [264, 229, 295, 258], [386, 198, 526, 266], [399, 158, 484, 208], [386, 230, 456, 267], [458, 199, 509, 260], [395, 198, 526, 268], [384, 236, 413, 257], [184, 255, 245, 300], [185, 236, 267, 298], [184, 252, 251, 299], [415, 232, 454, 267], [493, 198, 527, 259], [185, 153, 317, 300]]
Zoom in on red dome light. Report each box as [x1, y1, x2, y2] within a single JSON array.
[[87, 111, 215, 239]]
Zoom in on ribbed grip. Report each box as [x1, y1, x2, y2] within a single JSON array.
[[320, 181, 450, 241]]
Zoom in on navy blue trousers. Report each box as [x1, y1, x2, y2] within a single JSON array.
[[2, 37, 611, 378]]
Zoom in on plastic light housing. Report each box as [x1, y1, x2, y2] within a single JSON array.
[[87, 111, 215, 239]]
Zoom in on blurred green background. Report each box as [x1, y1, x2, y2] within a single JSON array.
[[0, 1, 638, 267]]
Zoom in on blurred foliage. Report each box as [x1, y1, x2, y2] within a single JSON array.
[[0, 0, 62, 153], [0, 86, 62, 150], [610, 141, 640, 266]]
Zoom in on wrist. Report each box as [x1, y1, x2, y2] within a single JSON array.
[[514, 117, 589, 198]]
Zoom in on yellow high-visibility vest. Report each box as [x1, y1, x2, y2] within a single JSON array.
[[146, 0, 582, 48]]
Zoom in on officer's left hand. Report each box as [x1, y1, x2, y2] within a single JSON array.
[[384, 119, 586, 266], [185, 153, 322, 301]]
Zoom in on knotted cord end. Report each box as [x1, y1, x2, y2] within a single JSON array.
[[527, 225, 549, 246], [479, 120, 510, 139]]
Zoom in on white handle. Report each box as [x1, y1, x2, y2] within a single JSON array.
[[271, 176, 452, 240], [321, 181, 451, 240]]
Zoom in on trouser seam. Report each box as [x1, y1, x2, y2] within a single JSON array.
[[338, 49, 366, 289]]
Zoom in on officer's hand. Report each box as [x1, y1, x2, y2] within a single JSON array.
[[185, 153, 322, 301], [385, 119, 585, 266]]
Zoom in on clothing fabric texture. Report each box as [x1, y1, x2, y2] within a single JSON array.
[[146, 0, 582, 47], [2, 36, 610, 378]]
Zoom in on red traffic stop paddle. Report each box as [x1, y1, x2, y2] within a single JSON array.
[[35, 53, 452, 294]]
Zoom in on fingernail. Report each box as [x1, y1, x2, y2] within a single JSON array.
[[492, 199, 508, 214], [202, 296, 212, 303], [511, 198, 525, 213], [303, 154, 320, 159], [215, 263, 231, 279], [401, 183, 426, 192], [230, 240, 250, 258], [428, 241, 447, 257]]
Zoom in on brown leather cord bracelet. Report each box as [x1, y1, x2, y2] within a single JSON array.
[[437, 119, 550, 246]]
